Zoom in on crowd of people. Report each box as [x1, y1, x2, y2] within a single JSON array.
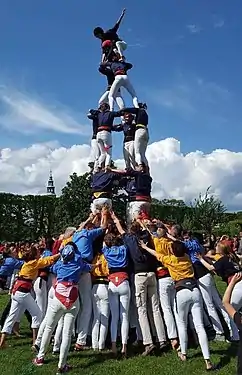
[[0, 216, 242, 374], [0, 8, 242, 375]]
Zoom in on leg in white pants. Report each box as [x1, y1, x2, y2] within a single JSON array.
[[115, 41, 127, 57], [109, 75, 139, 111], [99, 89, 125, 109], [37, 296, 79, 369], [92, 284, 110, 349], [158, 277, 178, 340], [2, 292, 42, 334], [129, 275, 142, 341], [129, 201, 151, 221], [35, 286, 55, 347], [123, 141, 136, 169], [34, 277, 48, 321], [76, 273, 92, 346], [135, 272, 166, 345], [108, 280, 130, 344], [90, 198, 112, 215], [198, 273, 224, 335], [96, 130, 112, 168], [134, 128, 149, 166], [53, 316, 64, 352], [89, 138, 100, 167], [176, 288, 210, 359]]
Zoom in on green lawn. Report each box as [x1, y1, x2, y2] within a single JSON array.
[[0, 279, 239, 375]]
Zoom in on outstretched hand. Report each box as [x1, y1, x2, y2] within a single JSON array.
[[122, 8, 126, 15]]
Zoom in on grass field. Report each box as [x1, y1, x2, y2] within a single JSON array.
[[0, 279, 239, 375]]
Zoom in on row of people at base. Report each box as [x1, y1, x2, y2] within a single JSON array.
[[1, 210, 242, 374]]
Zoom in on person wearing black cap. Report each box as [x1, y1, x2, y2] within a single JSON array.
[[93, 9, 127, 62]]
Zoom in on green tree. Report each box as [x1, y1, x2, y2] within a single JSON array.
[[55, 173, 92, 232], [190, 187, 227, 235]]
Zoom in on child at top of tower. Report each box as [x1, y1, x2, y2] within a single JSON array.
[[93, 8, 127, 62]]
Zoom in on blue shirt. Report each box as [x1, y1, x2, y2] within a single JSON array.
[[183, 239, 204, 264], [0, 257, 23, 278], [91, 171, 118, 193], [52, 253, 92, 284], [40, 249, 53, 272], [72, 228, 103, 262], [102, 245, 128, 270]]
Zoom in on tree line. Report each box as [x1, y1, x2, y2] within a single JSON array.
[[1, 173, 242, 242]]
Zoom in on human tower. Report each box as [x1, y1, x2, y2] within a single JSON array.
[[88, 8, 152, 223]]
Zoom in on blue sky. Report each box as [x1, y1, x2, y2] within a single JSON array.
[[0, 0, 241, 159]]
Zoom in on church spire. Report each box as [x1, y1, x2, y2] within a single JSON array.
[[46, 170, 56, 196]]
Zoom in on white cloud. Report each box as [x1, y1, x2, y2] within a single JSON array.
[[0, 86, 89, 135], [1, 138, 242, 210], [186, 24, 201, 34], [213, 18, 225, 29]]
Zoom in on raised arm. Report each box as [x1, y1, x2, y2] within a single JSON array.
[[113, 8, 126, 32], [223, 273, 242, 317], [111, 211, 125, 235]]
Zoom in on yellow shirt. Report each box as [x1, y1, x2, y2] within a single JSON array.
[[61, 236, 73, 247], [91, 254, 109, 278], [214, 254, 223, 261], [19, 256, 58, 280], [153, 236, 173, 256], [157, 253, 194, 282], [18, 251, 23, 259]]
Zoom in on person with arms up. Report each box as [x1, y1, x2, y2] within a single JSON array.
[[140, 240, 218, 371], [94, 9, 127, 62]]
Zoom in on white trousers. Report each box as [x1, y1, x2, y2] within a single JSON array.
[[2, 291, 42, 334], [76, 273, 92, 345], [134, 127, 149, 166], [158, 277, 178, 340], [176, 288, 210, 359], [109, 75, 139, 111], [92, 284, 110, 349], [33, 277, 48, 321], [129, 274, 142, 340], [123, 141, 135, 169], [96, 130, 112, 168], [99, 89, 125, 109], [114, 41, 127, 57], [135, 272, 166, 345], [108, 280, 130, 344], [89, 138, 100, 168], [37, 296, 79, 369], [90, 197, 112, 215], [128, 201, 151, 222], [35, 287, 64, 350], [231, 279, 242, 310]]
